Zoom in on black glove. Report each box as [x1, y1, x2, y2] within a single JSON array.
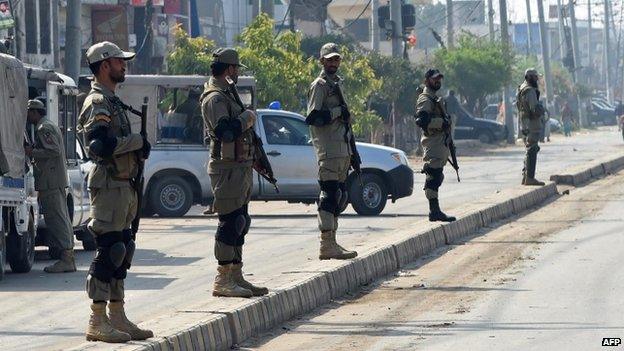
[[415, 111, 431, 129], [341, 105, 351, 122], [141, 137, 151, 159]]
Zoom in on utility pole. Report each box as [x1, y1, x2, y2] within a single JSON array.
[[525, 0, 533, 54], [587, 0, 592, 85], [252, 0, 259, 18], [64, 0, 81, 82], [556, 0, 566, 60], [568, 0, 587, 127], [604, 0, 612, 102], [487, 0, 495, 41], [371, 0, 379, 51], [536, 0, 554, 104], [136, 1, 154, 74], [390, 0, 403, 57], [447, 0, 454, 49], [390, 0, 403, 148], [499, 0, 514, 144]]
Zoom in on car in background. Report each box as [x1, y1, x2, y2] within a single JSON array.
[[482, 104, 499, 121], [454, 105, 507, 143], [588, 99, 616, 125]]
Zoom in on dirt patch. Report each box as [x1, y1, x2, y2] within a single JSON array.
[[241, 173, 623, 351]]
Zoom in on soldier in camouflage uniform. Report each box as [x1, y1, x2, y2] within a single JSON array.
[[414, 69, 456, 222], [77, 41, 153, 343], [201, 48, 268, 298], [516, 68, 546, 186], [25, 99, 76, 273], [306, 43, 358, 260]]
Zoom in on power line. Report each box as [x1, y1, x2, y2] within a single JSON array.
[[338, 0, 372, 30], [273, 2, 292, 39]]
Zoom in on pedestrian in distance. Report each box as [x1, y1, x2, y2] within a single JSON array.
[[516, 68, 546, 186], [200, 47, 269, 298], [77, 41, 153, 343], [305, 43, 359, 260], [24, 99, 76, 273], [414, 69, 456, 222]]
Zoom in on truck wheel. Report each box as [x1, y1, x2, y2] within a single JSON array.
[[149, 176, 193, 217], [478, 130, 494, 144], [7, 212, 35, 273], [349, 173, 388, 216], [0, 230, 6, 281]]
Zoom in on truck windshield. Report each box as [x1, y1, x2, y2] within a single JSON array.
[[156, 86, 204, 145]]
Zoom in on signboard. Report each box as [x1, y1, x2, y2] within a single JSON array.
[[164, 0, 181, 14], [0, 0, 14, 30], [92, 7, 129, 50], [131, 0, 165, 6]]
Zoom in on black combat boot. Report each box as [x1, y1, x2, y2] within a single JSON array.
[[524, 151, 545, 186], [428, 198, 456, 222]]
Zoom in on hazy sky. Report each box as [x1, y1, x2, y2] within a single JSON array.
[[432, 0, 622, 26]]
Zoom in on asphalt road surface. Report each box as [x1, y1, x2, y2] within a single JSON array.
[[242, 164, 624, 351], [0, 128, 622, 350]]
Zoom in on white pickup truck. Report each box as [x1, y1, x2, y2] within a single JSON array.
[[80, 75, 414, 218], [0, 54, 39, 279]]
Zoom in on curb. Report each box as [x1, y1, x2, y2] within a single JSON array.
[[550, 155, 624, 186], [121, 155, 624, 351]]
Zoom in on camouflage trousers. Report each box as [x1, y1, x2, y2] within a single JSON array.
[[39, 188, 74, 250], [317, 157, 350, 232], [88, 186, 137, 235]]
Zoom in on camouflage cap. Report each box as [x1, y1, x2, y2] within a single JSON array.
[[27, 99, 45, 111], [212, 48, 247, 68], [320, 43, 341, 59], [86, 41, 135, 65], [524, 68, 541, 77], [425, 68, 444, 79]]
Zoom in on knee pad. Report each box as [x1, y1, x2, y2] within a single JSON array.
[[318, 180, 339, 214], [424, 167, 444, 191], [89, 232, 125, 283], [335, 182, 349, 216], [114, 229, 135, 277], [216, 207, 246, 246]]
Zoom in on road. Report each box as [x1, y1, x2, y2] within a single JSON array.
[[241, 165, 624, 351], [0, 128, 622, 350]]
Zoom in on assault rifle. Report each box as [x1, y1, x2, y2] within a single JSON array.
[[331, 80, 363, 187], [225, 77, 279, 193], [113, 96, 148, 237]]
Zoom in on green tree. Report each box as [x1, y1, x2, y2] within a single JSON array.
[[166, 26, 216, 75], [435, 35, 512, 112], [237, 13, 315, 111]]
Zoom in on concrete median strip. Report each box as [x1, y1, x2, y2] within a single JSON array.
[[550, 154, 624, 186], [78, 153, 624, 351]]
